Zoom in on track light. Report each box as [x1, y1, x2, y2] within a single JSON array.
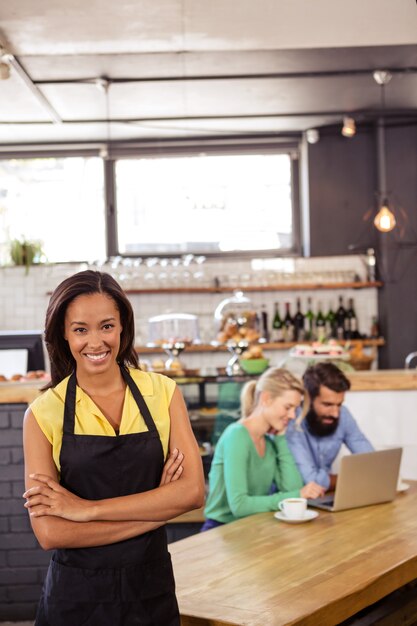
[[373, 70, 392, 87], [0, 61, 10, 80], [374, 200, 396, 233], [342, 116, 356, 138], [0, 44, 11, 80], [306, 129, 320, 144]]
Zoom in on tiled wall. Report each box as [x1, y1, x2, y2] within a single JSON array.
[[0, 255, 378, 373]]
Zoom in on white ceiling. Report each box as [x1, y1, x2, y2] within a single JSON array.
[[0, 0, 416, 146]]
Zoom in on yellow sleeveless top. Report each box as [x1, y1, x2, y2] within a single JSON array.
[[30, 368, 176, 473]]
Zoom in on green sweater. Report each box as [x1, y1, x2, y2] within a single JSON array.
[[204, 422, 304, 524]]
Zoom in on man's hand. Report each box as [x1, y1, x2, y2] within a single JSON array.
[[23, 474, 93, 522], [300, 481, 325, 499]]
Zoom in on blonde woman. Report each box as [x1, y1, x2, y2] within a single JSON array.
[[202, 368, 324, 530]]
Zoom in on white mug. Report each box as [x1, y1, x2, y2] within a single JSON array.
[[278, 497, 307, 520]]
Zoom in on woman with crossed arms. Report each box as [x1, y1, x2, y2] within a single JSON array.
[[23, 270, 205, 625]]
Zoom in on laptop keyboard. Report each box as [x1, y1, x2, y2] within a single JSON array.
[[310, 496, 334, 506]]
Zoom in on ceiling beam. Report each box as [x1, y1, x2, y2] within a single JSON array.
[[1, 109, 416, 126], [33, 67, 417, 86]]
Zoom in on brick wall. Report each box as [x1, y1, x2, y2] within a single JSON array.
[[0, 403, 49, 621]]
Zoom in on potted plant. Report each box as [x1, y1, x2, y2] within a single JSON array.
[[10, 238, 44, 274]]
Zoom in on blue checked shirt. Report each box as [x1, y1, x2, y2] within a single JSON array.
[[285, 406, 373, 489]]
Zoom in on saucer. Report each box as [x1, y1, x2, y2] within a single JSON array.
[[397, 481, 410, 493], [274, 509, 318, 524]]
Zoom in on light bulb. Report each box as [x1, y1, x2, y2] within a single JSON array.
[[342, 116, 356, 138], [374, 204, 396, 232]]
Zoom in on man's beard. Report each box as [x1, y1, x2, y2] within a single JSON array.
[[305, 408, 339, 437]]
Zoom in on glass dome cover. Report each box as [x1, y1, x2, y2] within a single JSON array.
[[214, 291, 260, 344], [148, 313, 200, 346]]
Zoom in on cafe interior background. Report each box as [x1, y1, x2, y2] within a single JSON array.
[[0, 1, 416, 370], [1, 1, 417, 622]]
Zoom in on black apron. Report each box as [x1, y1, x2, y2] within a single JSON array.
[[35, 366, 180, 626]]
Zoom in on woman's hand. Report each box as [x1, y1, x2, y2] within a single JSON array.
[[23, 474, 93, 522], [300, 481, 325, 499], [159, 448, 184, 486]]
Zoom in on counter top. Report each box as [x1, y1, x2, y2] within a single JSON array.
[[1, 369, 417, 404], [0, 380, 45, 404], [171, 482, 417, 626], [347, 368, 417, 391]]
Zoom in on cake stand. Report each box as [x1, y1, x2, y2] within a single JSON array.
[[225, 340, 249, 376]]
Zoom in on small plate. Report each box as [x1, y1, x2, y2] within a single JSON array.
[[274, 509, 319, 524], [397, 481, 410, 493]]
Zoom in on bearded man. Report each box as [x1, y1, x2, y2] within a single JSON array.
[[286, 362, 373, 491]]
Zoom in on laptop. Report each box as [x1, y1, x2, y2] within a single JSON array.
[[308, 447, 403, 512]]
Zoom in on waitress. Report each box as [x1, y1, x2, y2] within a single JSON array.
[[22, 270, 205, 626]]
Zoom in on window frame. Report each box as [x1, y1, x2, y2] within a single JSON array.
[[107, 139, 301, 259], [0, 138, 302, 261]]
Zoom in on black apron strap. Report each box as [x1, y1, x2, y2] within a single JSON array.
[[63, 366, 157, 434], [120, 366, 158, 433], [63, 371, 77, 435]]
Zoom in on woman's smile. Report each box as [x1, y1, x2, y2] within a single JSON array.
[[83, 350, 111, 362]]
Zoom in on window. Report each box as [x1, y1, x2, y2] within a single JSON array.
[[115, 151, 298, 257], [0, 157, 105, 264]]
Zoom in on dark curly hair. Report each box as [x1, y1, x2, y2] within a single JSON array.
[[303, 362, 350, 401], [44, 270, 138, 387]]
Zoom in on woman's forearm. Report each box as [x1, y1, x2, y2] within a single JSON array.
[[34, 515, 165, 551], [90, 478, 204, 522]]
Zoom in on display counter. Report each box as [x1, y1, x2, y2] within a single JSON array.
[[0, 380, 45, 404], [2, 368, 417, 404]]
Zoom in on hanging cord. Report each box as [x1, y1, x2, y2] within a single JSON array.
[[96, 77, 111, 159]]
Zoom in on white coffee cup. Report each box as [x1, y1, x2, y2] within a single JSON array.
[[278, 497, 307, 520]]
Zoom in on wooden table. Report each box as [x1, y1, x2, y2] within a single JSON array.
[[170, 482, 417, 626]]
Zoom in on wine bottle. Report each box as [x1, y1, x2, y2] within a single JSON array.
[[272, 302, 284, 342], [283, 302, 294, 342], [304, 296, 315, 341], [316, 301, 326, 342], [260, 304, 269, 342], [293, 297, 305, 341], [326, 302, 337, 340], [345, 298, 358, 339], [336, 296, 346, 340]]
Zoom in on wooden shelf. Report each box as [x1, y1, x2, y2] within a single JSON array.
[[137, 338, 385, 354], [125, 281, 382, 295]]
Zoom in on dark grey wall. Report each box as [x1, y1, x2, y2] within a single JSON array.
[[0, 404, 49, 621], [306, 124, 417, 368], [308, 129, 377, 256], [378, 125, 417, 368]]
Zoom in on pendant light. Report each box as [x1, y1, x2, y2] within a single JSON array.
[[373, 70, 396, 233], [373, 202, 396, 233]]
